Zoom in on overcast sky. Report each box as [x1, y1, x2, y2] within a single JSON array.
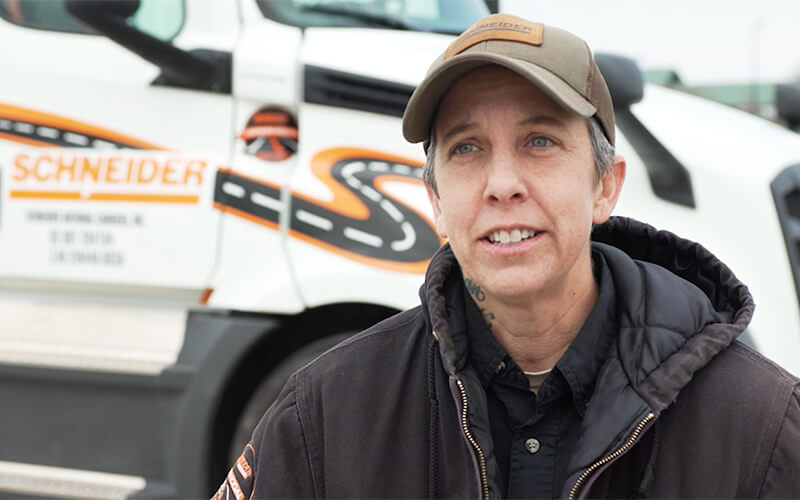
[[501, 0, 800, 85]]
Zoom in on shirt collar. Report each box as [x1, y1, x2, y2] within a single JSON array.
[[459, 247, 618, 414], [554, 248, 618, 415]]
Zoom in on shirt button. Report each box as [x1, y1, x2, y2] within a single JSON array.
[[525, 438, 541, 454], [495, 361, 506, 374]]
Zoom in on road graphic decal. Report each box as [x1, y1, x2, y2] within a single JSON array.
[[214, 148, 441, 273], [0, 102, 166, 150]]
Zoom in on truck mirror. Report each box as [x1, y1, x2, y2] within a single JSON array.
[[64, 0, 230, 94], [594, 53, 644, 109], [66, 0, 140, 19], [776, 83, 800, 132]]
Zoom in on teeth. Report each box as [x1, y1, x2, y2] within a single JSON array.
[[488, 229, 537, 244]]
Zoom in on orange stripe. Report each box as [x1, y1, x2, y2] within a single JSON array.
[[198, 288, 214, 305], [240, 125, 298, 140], [0, 102, 168, 150], [252, 113, 291, 125], [87, 193, 198, 204], [9, 190, 198, 204], [10, 190, 82, 200], [0, 131, 58, 148], [305, 148, 424, 221]]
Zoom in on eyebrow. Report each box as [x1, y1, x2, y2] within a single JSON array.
[[440, 122, 476, 143], [439, 115, 569, 143], [519, 115, 569, 130]]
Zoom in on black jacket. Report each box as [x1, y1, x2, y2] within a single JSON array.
[[216, 217, 800, 499]]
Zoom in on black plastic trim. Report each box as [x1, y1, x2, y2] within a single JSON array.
[[304, 65, 415, 117], [65, 0, 230, 94], [770, 163, 800, 306], [615, 108, 696, 208]]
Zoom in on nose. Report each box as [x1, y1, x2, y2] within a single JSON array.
[[483, 150, 529, 204]]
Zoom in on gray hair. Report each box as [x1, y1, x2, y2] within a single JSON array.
[[423, 117, 615, 195]]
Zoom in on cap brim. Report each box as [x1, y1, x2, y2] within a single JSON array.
[[402, 52, 597, 143]]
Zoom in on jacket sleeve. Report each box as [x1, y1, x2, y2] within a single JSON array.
[[211, 372, 319, 500], [758, 384, 800, 498]]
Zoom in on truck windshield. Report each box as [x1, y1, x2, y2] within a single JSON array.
[[256, 0, 489, 35]]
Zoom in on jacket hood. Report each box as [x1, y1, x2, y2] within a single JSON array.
[[420, 216, 754, 409]]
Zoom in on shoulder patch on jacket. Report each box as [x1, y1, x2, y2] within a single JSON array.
[[211, 444, 256, 500]]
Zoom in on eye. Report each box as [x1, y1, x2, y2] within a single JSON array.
[[529, 136, 552, 148], [453, 143, 478, 155]]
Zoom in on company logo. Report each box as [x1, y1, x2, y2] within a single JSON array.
[[445, 14, 543, 59], [214, 148, 441, 273], [9, 152, 206, 204]]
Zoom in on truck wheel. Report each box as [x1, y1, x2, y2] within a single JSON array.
[[227, 333, 351, 464]]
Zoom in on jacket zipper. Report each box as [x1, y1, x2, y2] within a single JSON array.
[[455, 378, 490, 500], [567, 412, 656, 500]]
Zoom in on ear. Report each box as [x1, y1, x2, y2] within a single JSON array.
[[426, 184, 448, 238], [592, 154, 626, 224]]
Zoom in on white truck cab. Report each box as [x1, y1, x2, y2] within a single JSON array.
[[0, 0, 798, 498]]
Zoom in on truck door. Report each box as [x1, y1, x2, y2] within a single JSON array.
[[0, 0, 237, 295]]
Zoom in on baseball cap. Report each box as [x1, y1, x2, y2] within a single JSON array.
[[402, 13, 615, 146]]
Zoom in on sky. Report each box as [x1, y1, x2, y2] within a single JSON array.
[[501, 0, 800, 86]]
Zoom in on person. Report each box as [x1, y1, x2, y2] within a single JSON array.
[[213, 13, 800, 499]]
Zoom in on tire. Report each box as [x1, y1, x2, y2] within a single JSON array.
[[227, 333, 351, 464]]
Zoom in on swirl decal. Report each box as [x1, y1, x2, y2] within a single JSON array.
[[214, 148, 441, 273]]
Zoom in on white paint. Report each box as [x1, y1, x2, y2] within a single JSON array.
[[251, 191, 284, 212], [341, 161, 366, 177], [296, 209, 334, 231], [343, 227, 383, 248], [391, 221, 417, 252], [0, 296, 186, 374], [222, 181, 246, 199], [360, 185, 382, 202], [380, 199, 404, 223]]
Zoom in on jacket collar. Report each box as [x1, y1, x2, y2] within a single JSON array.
[[420, 216, 754, 404]]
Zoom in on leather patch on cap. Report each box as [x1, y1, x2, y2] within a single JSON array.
[[445, 14, 543, 60]]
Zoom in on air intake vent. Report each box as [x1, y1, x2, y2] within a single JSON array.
[[771, 163, 800, 305], [304, 65, 415, 118]]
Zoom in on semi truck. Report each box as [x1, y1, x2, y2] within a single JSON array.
[[1, 0, 799, 498]]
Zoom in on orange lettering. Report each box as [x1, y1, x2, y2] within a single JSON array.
[[183, 160, 205, 185], [162, 158, 179, 185], [105, 157, 121, 183], [226, 470, 245, 500], [81, 156, 101, 182], [56, 155, 77, 182], [12, 153, 30, 181], [235, 453, 252, 479], [126, 158, 136, 183], [137, 158, 158, 183], [33, 154, 52, 181]]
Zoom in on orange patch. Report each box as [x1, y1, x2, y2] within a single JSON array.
[[445, 14, 543, 59]]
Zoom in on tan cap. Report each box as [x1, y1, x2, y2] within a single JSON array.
[[402, 13, 615, 146]]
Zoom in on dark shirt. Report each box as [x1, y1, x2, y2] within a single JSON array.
[[463, 249, 618, 499]]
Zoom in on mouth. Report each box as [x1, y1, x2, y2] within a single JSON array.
[[484, 228, 539, 245]]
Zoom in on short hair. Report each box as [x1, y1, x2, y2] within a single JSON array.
[[424, 117, 615, 195]]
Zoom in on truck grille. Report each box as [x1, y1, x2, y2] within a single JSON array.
[[771, 163, 800, 304], [304, 65, 414, 118]]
